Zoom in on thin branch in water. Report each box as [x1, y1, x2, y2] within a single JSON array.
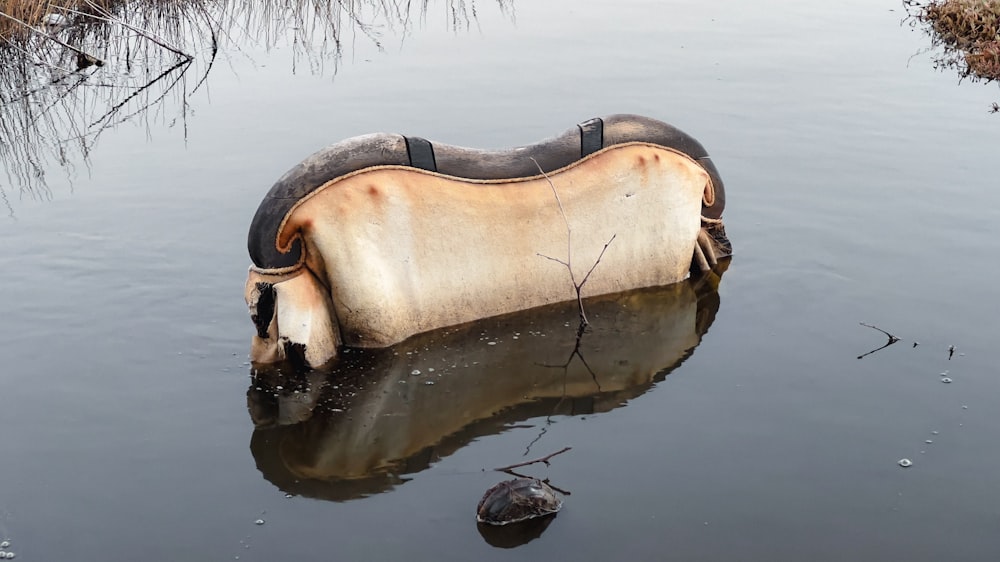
[[494, 447, 572, 472], [859, 322, 900, 342], [501, 468, 572, 496], [579, 234, 616, 289], [530, 157, 615, 328], [82, 0, 193, 61], [857, 322, 901, 360], [0, 9, 104, 63]]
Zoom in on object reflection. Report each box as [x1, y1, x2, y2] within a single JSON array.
[[247, 263, 727, 501]]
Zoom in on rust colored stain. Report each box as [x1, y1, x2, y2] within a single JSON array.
[[368, 184, 379, 196]]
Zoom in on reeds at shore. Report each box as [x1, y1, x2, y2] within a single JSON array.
[[0, 0, 510, 207], [908, 0, 1000, 82]]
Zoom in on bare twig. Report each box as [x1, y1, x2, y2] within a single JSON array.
[[859, 322, 900, 342], [857, 322, 901, 360], [494, 447, 571, 472], [0, 10, 104, 62], [83, 0, 193, 60], [531, 157, 615, 327], [579, 234, 617, 289], [501, 468, 572, 496]]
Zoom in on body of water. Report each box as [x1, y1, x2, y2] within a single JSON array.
[[2, 0, 1000, 560]]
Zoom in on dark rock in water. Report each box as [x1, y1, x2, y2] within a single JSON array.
[[476, 478, 563, 526]]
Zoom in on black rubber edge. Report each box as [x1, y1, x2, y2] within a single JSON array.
[[578, 118, 604, 157], [404, 136, 437, 172], [249, 115, 726, 268]]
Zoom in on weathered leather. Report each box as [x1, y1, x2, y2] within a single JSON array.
[[248, 114, 727, 269]]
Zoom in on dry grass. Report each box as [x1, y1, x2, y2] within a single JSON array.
[[907, 0, 1000, 81], [0, 0, 510, 207], [1, 0, 100, 42]]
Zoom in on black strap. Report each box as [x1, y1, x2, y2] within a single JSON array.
[[404, 136, 437, 171], [578, 118, 604, 157]]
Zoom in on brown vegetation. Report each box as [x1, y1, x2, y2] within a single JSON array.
[[907, 0, 1000, 82], [0, 0, 510, 207]]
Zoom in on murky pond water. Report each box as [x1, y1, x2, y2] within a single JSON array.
[[3, 0, 1000, 560]]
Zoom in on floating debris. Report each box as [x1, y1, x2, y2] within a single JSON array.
[[477, 478, 563, 526], [898, 458, 913, 468]]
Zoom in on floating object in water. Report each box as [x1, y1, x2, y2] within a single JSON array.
[[898, 458, 913, 468], [477, 478, 563, 526], [245, 115, 730, 368]]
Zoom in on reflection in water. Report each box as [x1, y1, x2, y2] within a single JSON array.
[[904, 0, 1000, 111], [247, 263, 727, 502], [477, 514, 555, 548], [0, 0, 512, 206]]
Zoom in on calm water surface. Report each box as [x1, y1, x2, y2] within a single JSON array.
[[3, 0, 1000, 560]]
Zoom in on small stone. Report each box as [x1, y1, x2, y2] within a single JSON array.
[[898, 458, 913, 467], [410, 369, 421, 376], [255, 519, 265, 525], [931, 431, 939, 435], [0, 543, 7, 549], [962, 405, 968, 409], [424, 380, 435, 385], [941, 377, 953, 383], [487, 341, 497, 346], [925, 440, 933, 444]]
